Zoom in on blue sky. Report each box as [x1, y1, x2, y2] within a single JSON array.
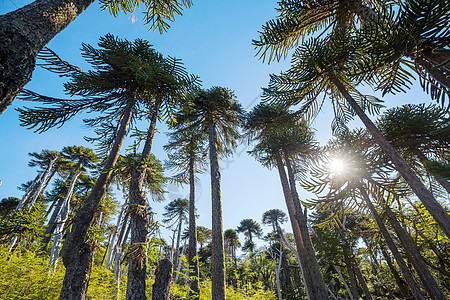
[[0, 0, 431, 249]]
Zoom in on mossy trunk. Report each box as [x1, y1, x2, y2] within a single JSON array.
[[0, 0, 94, 114], [126, 99, 160, 300]]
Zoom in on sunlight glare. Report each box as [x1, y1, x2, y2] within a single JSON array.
[[329, 158, 347, 174]]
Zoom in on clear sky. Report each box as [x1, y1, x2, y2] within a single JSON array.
[[0, 0, 431, 249]]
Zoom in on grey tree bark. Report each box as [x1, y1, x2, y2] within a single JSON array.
[[209, 122, 226, 300], [330, 74, 450, 239], [126, 99, 160, 300], [151, 259, 173, 300], [384, 206, 446, 299], [284, 152, 329, 299], [0, 0, 95, 114], [188, 155, 200, 300], [357, 186, 425, 300], [59, 95, 136, 300]]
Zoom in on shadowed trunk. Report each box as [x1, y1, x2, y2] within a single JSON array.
[[209, 122, 226, 300], [59, 94, 136, 300], [0, 0, 95, 114], [151, 259, 173, 300], [384, 206, 446, 299], [379, 244, 411, 299], [126, 99, 160, 300], [357, 186, 425, 300], [341, 246, 359, 299], [284, 152, 328, 299], [330, 74, 450, 239], [188, 155, 200, 299]]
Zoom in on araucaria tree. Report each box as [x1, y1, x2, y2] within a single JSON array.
[[244, 103, 328, 299], [0, 0, 192, 114], [172, 87, 244, 300], [165, 127, 207, 299], [17, 34, 190, 299]]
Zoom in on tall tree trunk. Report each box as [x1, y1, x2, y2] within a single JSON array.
[[49, 169, 82, 268], [341, 247, 359, 299], [126, 98, 161, 300], [334, 265, 354, 300], [174, 240, 187, 282], [106, 200, 128, 268], [16, 173, 41, 211], [330, 74, 450, 239], [379, 244, 411, 299], [59, 94, 136, 300], [284, 152, 328, 299], [29, 156, 58, 208], [357, 186, 425, 300], [0, 0, 95, 114], [209, 122, 226, 300], [38, 172, 75, 255], [188, 155, 200, 300], [415, 150, 450, 194], [279, 245, 292, 298], [173, 215, 183, 273], [384, 206, 446, 299], [274, 152, 326, 299], [274, 244, 282, 300]]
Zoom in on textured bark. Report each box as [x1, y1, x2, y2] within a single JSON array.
[[17, 173, 42, 211], [284, 152, 328, 299], [209, 122, 226, 300], [350, 255, 373, 300], [29, 156, 58, 208], [330, 74, 450, 239], [172, 215, 183, 273], [385, 206, 446, 299], [174, 240, 186, 282], [274, 153, 321, 299], [188, 156, 200, 299], [0, 0, 94, 114], [280, 246, 293, 298], [341, 247, 359, 300], [379, 244, 411, 299], [358, 186, 425, 300], [334, 265, 354, 300], [151, 259, 173, 300], [126, 99, 160, 300], [59, 95, 136, 300], [106, 201, 127, 268], [414, 56, 450, 90], [49, 169, 82, 268]]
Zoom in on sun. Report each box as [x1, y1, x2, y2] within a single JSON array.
[[329, 158, 347, 174]]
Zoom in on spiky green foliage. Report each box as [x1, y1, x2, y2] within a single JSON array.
[[163, 198, 189, 225], [237, 219, 262, 244], [262, 209, 287, 233], [112, 153, 167, 202], [18, 34, 198, 155], [262, 35, 384, 135], [172, 87, 245, 157], [99, 0, 193, 33]]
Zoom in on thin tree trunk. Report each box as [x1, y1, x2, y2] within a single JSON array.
[[277, 222, 301, 264], [188, 155, 200, 299], [59, 93, 136, 300], [126, 98, 161, 300], [274, 246, 282, 300], [357, 186, 425, 300], [49, 169, 82, 268], [334, 265, 353, 300], [414, 56, 450, 90], [330, 74, 450, 239], [106, 201, 127, 268], [284, 152, 328, 299], [174, 240, 187, 282], [29, 156, 58, 208], [0, 0, 95, 114], [173, 215, 183, 273], [379, 244, 411, 299], [351, 255, 373, 300], [209, 122, 226, 300], [16, 173, 41, 211], [341, 248, 358, 299], [384, 206, 446, 299], [274, 152, 316, 299]]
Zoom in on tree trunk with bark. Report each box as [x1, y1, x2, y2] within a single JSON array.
[[0, 0, 95, 114], [126, 99, 160, 300], [330, 74, 450, 239], [59, 95, 136, 300], [358, 186, 425, 300], [415, 150, 450, 194], [384, 206, 446, 299], [188, 155, 200, 299], [151, 259, 173, 300], [209, 122, 226, 300], [284, 152, 329, 299], [341, 246, 359, 300], [379, 244, 411, 299]]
